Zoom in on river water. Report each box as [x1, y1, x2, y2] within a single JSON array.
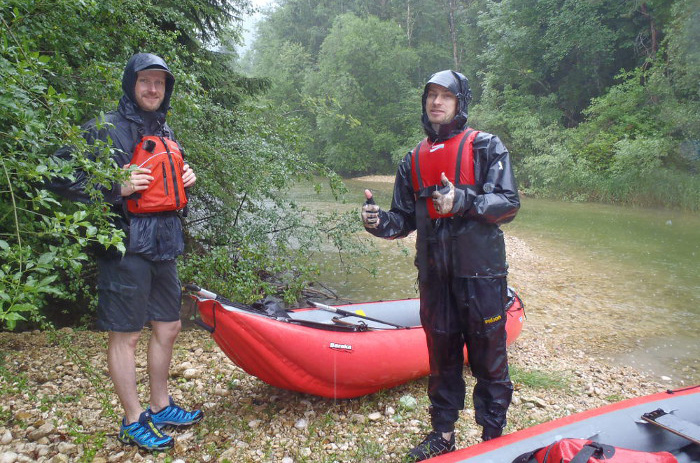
[[296, 177, 699, 384]]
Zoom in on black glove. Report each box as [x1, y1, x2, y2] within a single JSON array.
[[361, 190, 381, 229], [431, 173, 455, 215]]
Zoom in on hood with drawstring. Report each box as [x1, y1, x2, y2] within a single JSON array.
[[421, 70, 473, 142], [118, 53, 175, 135]]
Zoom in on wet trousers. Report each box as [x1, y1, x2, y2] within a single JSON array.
[[419, 275, 513, 434]]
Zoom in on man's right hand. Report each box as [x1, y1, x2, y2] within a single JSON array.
[[120, 164, 154, 197], [361, 189, 381, 229]]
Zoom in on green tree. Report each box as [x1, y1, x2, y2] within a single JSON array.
[[252, 0, 341, 59], [662, 0, 700, 144], [476, 0, 642, 126], [305, 13, 419, 174]]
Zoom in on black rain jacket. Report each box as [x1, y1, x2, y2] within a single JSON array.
[[366, 131, 520, 279], [48, 53, 185, 261]]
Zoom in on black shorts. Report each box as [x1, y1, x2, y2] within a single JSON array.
[[96, 253, 181, 332]]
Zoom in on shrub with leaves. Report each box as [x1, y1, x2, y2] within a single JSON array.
[[0, 24, 125, 329]]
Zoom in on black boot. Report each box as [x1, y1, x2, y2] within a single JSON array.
[[406, 431, 456, 462], [481, 425, 503, 442]]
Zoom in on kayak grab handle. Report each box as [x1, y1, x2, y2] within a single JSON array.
[[194, 319, 215, 333], [183, 283, 273, 326], [184, 283, 242, 308], [190, 285, 217, 300], [183, 283, 222, 333]]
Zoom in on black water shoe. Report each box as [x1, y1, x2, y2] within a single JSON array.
[[481, 425, 503, 441], [406, 431, 456, 461]]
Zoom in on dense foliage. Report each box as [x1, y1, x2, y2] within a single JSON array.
[[0, 0, 361, 330], [249, 0, 700, 207], [2, 0, 699, 330]]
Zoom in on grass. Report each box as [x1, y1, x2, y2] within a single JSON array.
[[351, 440, 385, 460], [0, 351, 34, 427], [0, 351, 29, 395], [605, 393, 625, 403], [510, 365, 569, 390], [69, 427, 108, 463]]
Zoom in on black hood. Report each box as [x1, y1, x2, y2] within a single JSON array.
[[421, 70, 472, 141], [119, 53, 175, 123]]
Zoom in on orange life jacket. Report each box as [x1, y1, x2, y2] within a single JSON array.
[[127, 136, 188, 214], [410, 129, 479, 219]]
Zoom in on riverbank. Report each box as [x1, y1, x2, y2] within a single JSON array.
[[352, 175, 699, 385], [0, 231, 683, 462]]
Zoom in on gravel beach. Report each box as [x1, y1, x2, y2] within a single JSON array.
[[0, 229, 683, 463]]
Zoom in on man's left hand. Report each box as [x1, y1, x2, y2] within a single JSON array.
[[362, 189, 381, 228], [182, 163, 196, 188], [431, 172, 455, 215]]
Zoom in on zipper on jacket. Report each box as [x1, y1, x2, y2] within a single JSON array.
[[162, 161, 169, 197]]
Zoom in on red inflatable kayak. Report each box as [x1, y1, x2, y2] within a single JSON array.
[[427, 385, 700, 462], [189, 286, 525, 399]]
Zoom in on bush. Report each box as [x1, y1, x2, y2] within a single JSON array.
[[0, 41, 125, 329]]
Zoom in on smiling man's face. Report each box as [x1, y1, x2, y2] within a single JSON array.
[[425, 83, 457, 127], [134, 69, 166, 112]]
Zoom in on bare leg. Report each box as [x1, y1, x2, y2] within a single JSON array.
[[148, 320, 181, 412], [107, 331, 143, 424]]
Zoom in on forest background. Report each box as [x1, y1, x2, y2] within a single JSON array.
[[1, 0, 699, 330]]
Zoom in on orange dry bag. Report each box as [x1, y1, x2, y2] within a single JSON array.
[[512, 438, 678, 463]]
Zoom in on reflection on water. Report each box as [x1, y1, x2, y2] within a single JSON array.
[[296, 178, 699, 384], [506, 198, 699, 384]]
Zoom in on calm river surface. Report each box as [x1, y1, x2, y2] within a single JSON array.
[[295, 177, 700, 384]]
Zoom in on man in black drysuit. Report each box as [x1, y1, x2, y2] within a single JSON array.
[[48, 53, 202, 451], [361, 70, 520, 461]]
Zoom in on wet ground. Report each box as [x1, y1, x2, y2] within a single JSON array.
[[313, 176, 699, 385]]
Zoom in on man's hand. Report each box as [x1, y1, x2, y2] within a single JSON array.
[[182, 163, 196, 188], [120, 164, 153, 197], [431, 172, 455, 215], [361, 189, 381, 229]]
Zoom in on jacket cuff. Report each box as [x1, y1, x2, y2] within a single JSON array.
[[365, 209, 389, 235], [451, 187, 475, 215], [104, 181, 124, 205]]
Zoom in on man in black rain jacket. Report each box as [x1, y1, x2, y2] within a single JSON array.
[[362, 70, 520, 461], [49, 53, 202, 451]]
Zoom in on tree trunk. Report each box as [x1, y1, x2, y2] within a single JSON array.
[[406, 0, 414, 47], [448, 0, 460, 69], [640, 2, 658, 57]]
